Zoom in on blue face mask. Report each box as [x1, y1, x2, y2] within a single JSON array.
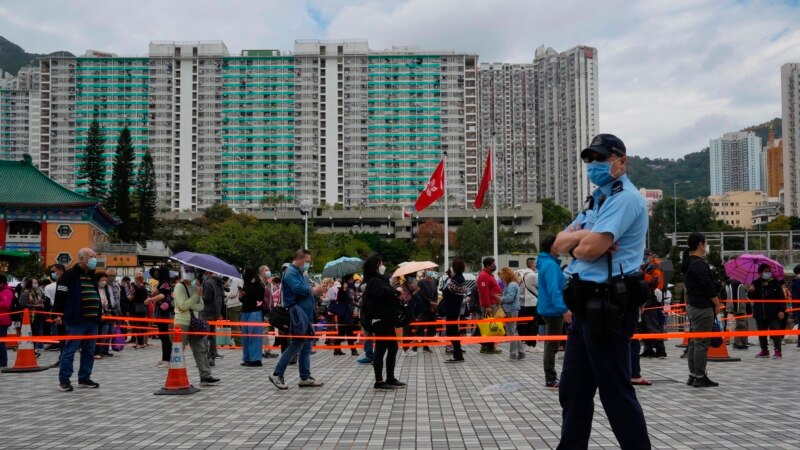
[[303, 262, 310, 272], [50, 272, 58, 281], [87, 257, 98, 270], [762, 272, 772, 280], [587, 161, 615, 186]]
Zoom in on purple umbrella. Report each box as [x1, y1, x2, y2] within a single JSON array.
[[171, 251, 242, 280], [723, 254, 784, 285]]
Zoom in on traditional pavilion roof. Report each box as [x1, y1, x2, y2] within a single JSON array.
[[0, 155, 116, 225]]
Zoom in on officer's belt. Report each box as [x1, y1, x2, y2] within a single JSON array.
[[569, 272, 645, 297]]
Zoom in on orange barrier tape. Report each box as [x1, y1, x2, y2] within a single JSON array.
[[411, 316, 534, 326]]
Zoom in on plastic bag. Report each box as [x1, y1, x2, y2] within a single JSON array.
[[479, 382, 522, 395], [111, 324, 125, 352]]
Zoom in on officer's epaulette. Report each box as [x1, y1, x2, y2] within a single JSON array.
[[610, 180, 624, 196]]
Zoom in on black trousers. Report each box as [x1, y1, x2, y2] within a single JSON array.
[[157, 322, 171, 362], [445, 313, 463, 359], [373, 322, 398, 382], [519, 306, 539, 346]]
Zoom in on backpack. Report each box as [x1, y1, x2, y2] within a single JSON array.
[[269, 280, 290, 332]]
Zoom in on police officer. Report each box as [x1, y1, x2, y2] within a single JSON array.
[[553, 134, 651, 449]]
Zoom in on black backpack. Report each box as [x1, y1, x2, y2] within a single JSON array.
[[10, 286, 22, 322]]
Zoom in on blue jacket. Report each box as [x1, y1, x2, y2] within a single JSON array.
[[289, 301, 314, 336], [501, 281, 520, 313], [535, 252, 568, 317], [281, 264, 315, 321]]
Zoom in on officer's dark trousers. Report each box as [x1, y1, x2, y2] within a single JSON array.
[[557, 306, 651, 450]]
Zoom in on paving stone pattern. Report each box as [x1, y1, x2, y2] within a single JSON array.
[[0, 340, 798, 449]]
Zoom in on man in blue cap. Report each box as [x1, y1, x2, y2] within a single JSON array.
[[554, 134, 651, 449]]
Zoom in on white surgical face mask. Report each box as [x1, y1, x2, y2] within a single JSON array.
[[378, 264, 386, 275], [704, 244, 710, 255]]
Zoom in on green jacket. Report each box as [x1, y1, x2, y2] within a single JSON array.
[[173, 281, 204, 328]]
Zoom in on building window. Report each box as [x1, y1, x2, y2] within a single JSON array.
[[56, 224, 73, 238], [56, 252, 72, 265]]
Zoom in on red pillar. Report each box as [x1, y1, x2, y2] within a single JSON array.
[[0, 218, 6, 250], [40, 219, 47, 262]]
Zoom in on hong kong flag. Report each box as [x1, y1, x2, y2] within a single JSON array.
[[414, 159, 445, 212], [474, 151, 492, 208]]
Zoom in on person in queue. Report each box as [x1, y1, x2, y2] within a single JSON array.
[[173, 266, 219, 386]]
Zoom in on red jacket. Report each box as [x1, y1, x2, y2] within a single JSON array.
[[0, 283, 13, 327], [477, 269, 501, 308]]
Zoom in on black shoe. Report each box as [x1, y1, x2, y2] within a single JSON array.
[[687, 375, 696, 386], [653, 352, 667, 359], [289, 356, 297, 365], [200, 376, 220, 385], [351, 350, 359, 356], [422, 347, 433, 353], [49, 361, 61, 369], [208, 359, 215, 367], [386, 378, 407, 389], [241, 361, 263, 367], [59, 382, 73, 392], [102, 353, 113, 357], [692, 376, 719, 388], [333, 350, 345, 356], [78, 379, 99, 388], [639, 351, 655, 358], [374, 381, 396, 391], [262, 351, 278, 359], [213, 354, 223, 359]]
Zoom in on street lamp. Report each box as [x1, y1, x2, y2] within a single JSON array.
[[673, 181, 691, 246], [299, 199, 313, 249]]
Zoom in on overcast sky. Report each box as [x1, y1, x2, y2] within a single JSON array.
[[2, 0, 800, 159]]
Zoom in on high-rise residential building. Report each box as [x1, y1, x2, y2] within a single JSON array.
[[782, 63, 800, 216], [478, 45, 598, 212], [709, 131, 763, 196], [0, 67, 41, 165], [1, 39, 595, 213], [708, 190, 768, 229], [765, 127, 783, 198]]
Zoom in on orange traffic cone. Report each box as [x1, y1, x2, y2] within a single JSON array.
[[6, 324, 18, 350], [2, 309, 48, 373], [154, 327, 199, 395], [707, 339, 741, 362]]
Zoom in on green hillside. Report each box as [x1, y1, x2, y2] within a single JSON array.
[[0, 36, 73, 76]]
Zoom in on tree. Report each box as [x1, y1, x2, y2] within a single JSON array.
[[540, 197, 573, 236], [455, 218, 488, 267], [106, 126, 135, 241], [415, 219, 456, 266], [9, 253, 44, 280], [649, 197, 690, 256], [133, 149, 157, 242], [77, 112, 106, 199]]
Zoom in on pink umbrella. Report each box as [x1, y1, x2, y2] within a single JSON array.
[[723, 254, 784, 285], [392, 261, 438, 279]]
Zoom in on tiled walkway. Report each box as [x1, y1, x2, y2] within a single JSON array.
[[0, 339, 798, 449]]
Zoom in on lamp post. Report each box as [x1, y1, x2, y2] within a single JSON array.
[[299, 199, 313, 249], [673, 181, 691, 246]]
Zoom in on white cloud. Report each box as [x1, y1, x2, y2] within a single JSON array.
[[2, 0, 800, 159]]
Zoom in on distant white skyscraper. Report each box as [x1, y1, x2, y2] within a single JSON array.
[[709, 131, 763, 196], [782, 63, 800, 216]]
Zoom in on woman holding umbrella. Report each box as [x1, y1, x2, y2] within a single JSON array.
[[748, 264, 786, 359]]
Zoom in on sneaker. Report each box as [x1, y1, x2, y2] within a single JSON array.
[[351, 350, 360, 356], [653, 352, 667, 359], [445, 346, 454, 354], [386, 378, 406, 389], [208, 359, 216, 367], [545, 380, 559, 389], [262, 351, 278, 359], [755, 350, 770, 358], [59, 382, 73, 392], [357, 357, 373, 365], [687, 375, 696, 386], [213, 354, 224, 359], [529, 347, 544, 353], [200, 376, 220, 385], [93, 354, 102, 360], [639, 351, 655, 358], [78, 379, 100, 388], [773, 350, 782, 359], [374, 381, 396, 390], [692, 375, 719, 388], [402, 350, 417, 357], [156, 361, 168, 368], [510, 353, 518, 360], [422, 347, 433, 353], [269, 374, 288, 390], [49, 361, 61, 368], [102, 353, 113, 357], [298, 377, 325, 388], [289, 356, 297, 365], [480, 349, 502, 355], [444, 358, 465, 363], [517, 353, 526, 360]]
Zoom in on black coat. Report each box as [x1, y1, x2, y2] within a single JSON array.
[[363, 275, 399, 326], [748, 278, 786, 320], [441, 274, 467, 317]]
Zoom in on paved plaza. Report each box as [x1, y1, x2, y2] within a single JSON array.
[[0, 339, 798, 449]]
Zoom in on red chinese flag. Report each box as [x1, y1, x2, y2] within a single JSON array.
[[414, 159, 445, 212], [474, 151, 492, 208]]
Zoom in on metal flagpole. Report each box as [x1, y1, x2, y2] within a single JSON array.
[[491, 134, 498, 264], [443, 152, 449, 273]]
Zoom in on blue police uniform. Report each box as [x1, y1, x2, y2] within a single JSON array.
[[558, 173, 651, 450]]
